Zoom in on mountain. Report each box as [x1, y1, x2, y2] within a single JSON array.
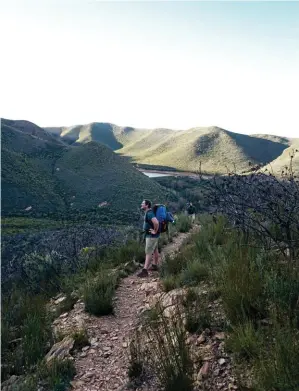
[[263, 139, 299, 176], [1, 119, 172, 218], [46, 123, 291, 174]]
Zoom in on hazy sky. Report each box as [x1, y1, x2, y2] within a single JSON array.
[[1, 0, 298, 137]]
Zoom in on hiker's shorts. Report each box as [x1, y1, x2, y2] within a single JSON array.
[[145, 237, 159, 255]]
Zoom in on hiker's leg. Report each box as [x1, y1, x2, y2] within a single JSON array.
[[152, 246, 159, 266], [144, 253, 153, 270], [144, 238, 156, 270]]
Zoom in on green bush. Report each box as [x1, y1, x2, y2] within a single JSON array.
[[138, 303, 194, 391], [176, 215, 192, 233], [72, 328, 90, 351], [128, 332, 144, 381], [265, 266, 299, 327], [183, 290, 211, 333], [162, 275, 181, 292], [37, 359, 76, 391], [226, 322, 262, 361], [254, 325, 299, 391], [83, 272, 117, 316], [180, 259, 209, 286], [22, 310, 53, 368], [1, 291, 52, 380], [213, 243, 266, 324]]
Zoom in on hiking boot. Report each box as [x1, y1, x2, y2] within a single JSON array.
[[148, 264, 159, 271], [137, 268, 149, 278]]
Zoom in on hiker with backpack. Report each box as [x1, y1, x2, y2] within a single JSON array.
[[187, 202, 196, 223], [138, 199, 175, 278]]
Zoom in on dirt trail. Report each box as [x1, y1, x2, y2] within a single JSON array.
[[56, 227, 199, 391]]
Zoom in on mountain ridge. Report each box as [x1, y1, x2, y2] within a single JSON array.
[[45, 121, 296, 174], [1, 119, 173, 218]]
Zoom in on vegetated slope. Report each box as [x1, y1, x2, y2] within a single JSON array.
[[46, 123, 124, 150], [263, 138, 299, 176], [1, 119, 171, 218], [46, 122, 289, 174]]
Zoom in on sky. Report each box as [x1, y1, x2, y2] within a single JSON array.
[[1, 0, 298, 137]]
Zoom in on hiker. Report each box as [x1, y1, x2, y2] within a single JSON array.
[[138, 199, 160, 278], [187, 202, 196, 223]]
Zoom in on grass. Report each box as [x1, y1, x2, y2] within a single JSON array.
[[226, 322, 262, 361], [83, 271, 118, 316], [180, 259, 209, 286], [136, 303, 194, 391], [157, 215, 299, 391], [183, 289, 212, 333], [175, 215, 193, 233], [18, 359, 76, 391]]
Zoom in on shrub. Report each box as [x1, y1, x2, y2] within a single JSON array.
[[128, 332, 144, 381], [1, 291, 52, 380], [37, 359, 76, 391], [212, 243, 266, 324], [162, 275, 181, 292], [176, 215, 192, 233], [72, 328, 90, 351], [226, 322, 262, 361], [183, 290, 211, 333], [22, 309, 53, 368], [180, 259, 209, 286], [138, 303, 194, 391], [254, 325, 299, 391], [83, 272, 117, 316]]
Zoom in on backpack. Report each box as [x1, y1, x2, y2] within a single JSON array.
[[152, 204, 175, 233]]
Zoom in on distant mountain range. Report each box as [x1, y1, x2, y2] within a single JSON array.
[[2, 118, 298, 217], [1, 119, 172, 217], [45, 122, 298, 175]]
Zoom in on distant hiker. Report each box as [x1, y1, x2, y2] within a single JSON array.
[[187, 202, 196, 223], [137, 199, 160, 278]]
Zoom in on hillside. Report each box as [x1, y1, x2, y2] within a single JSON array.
[[46, 122, 290, 174], [263, 138, 299, 176], [1, 119, 172, 219]]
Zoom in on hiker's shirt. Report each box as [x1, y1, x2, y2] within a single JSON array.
[[143, 209, 160, 238]]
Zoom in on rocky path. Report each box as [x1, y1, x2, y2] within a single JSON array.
[[54, 229, 196, 391]]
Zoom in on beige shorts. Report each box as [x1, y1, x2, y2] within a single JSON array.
[[145, 237, 159, 255]]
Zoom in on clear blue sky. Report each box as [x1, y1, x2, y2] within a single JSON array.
[[1, 0, 298, 137]]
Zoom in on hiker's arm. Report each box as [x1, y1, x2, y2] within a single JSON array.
[[149, 217, 159, 234]]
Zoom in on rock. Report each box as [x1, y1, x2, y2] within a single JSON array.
[[59, 312, 68, 318], [196, 333, 206, 345], [122, 342, 128, 348], [218, 358, 226, 365], [45, 336, 74, 363], [70, 380, 85, 387], [82, 346, 90, 352], [103, 346, 111, 351], [80, 352, 87, 358], [199, 362, 209, 378], [1, 375, 21, 391], [89, 349, 96, 354], [54, 296, 66, 305], [215, 332, 225, 340]]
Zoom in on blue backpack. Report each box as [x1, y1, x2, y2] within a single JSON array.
[[153, 204, 175, 233]]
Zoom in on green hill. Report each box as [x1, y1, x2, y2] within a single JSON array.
[[263, 139, 299, 176], [1, 119, 172, 219], [46, 123, 290, 174]]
